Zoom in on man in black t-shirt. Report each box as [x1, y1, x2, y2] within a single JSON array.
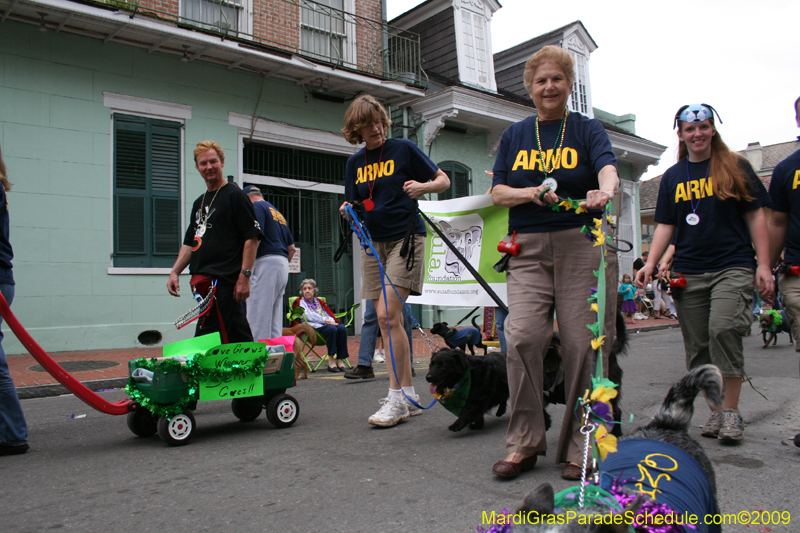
[[167, 141, 262, 343], [632, 251, 648, 277]]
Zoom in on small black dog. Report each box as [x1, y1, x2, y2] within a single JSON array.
[[759, 309, 793, 347], [498, 365, 723, 533], [430, 316, 487, 355], [426, 348, 507, 432]]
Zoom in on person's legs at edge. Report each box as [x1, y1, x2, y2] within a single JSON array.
[[495, 306, 508, 352], [270, 256, 290, 338], [344, 299, 376, 379], [0, 284, 27, 451]]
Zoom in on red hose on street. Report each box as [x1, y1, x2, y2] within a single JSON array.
[[0, 291, 132, 415]]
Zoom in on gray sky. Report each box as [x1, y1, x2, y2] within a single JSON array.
[[388, 0, 800, 180]]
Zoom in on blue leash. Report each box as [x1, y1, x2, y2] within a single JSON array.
[[344, 204, 438, 411]]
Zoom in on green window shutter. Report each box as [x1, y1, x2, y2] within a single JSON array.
[[437, 162, 471, 201], [152, 197, 181, 256], [113, 114, 182, 267]]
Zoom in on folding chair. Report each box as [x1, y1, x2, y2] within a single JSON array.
[[286, 297, 360, 372]]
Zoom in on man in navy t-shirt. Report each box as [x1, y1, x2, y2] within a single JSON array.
[[768, 96, 800, 352], [244, 186, 296, 341]]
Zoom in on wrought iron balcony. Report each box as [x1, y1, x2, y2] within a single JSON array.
[[100, 0, 423, 86]]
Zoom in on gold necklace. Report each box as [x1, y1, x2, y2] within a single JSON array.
[[197, 182, 226, 236], [535, 110, 569, 177]]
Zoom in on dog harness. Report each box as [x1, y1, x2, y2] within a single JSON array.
[[433, 370, 472, 416], [599, 438, 720, 533]]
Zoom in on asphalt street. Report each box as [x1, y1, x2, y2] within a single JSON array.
[[2, 325, 799, 532]]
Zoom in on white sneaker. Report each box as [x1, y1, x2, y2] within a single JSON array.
[[368, 397, 409, 427], [372, 350, 385, 364], [406, 394, 423, 417], [634, 313, 647, 321]]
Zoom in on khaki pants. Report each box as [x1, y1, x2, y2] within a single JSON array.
[[778, 274, 800, 352], [504, 228, 617, 464], [673, 268, 754, 377]]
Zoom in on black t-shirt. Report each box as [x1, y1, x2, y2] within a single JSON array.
[[633, 257, 645, 271], [492, 112, 617, 233], [253, 200, 294, 259], [768, 149, 800, 265], [183, 182, 263, 284], [344, 138, 439, 241], [654, 157, 769, 273]]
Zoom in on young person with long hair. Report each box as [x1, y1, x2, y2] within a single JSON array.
[[339, 95, 449, 427], [637, 104, 774, 443]]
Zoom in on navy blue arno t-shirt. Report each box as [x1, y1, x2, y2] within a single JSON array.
[[654, 157, 769, 274], [492, 112, 617, 233], [252, 200, 294, 259], [768, 149, 800, 265], [345, 137, 439, 242]]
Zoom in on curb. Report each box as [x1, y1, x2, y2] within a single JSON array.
[[630, 324, 680, 333], [17, 377, 129, 400]]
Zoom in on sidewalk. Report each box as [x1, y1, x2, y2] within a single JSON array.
[[8, 316, 678, 399]]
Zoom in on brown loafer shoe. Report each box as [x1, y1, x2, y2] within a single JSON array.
[[561, 462, 591, 480], [492, 455, 538, 479]]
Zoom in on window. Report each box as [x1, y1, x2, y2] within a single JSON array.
[[460, 10, 489, 87], [113, 114, 182, 268], [570, 52, 588, 115], [181, 0, 243, 32], [300, 0, 350, 65], [437, 162, 471, 201]]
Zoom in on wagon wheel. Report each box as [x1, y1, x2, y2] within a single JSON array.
[[231, 398, 263, 422], [266, 394, 299, 428], [126, 408, 157, 438], [157, 411, 196, 446]]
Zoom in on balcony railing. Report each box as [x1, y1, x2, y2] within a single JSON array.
[[102, 0, 423, 86]]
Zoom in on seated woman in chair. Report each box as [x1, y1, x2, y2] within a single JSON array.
[[293, 279, 350, 372]]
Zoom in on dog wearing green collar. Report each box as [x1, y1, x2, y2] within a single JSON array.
[[426, 348, 508, 432]]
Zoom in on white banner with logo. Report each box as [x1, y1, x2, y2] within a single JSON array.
[[407, 195, 509, 308]]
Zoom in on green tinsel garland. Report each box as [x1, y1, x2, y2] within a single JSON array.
[[125, 352, 269, 418]]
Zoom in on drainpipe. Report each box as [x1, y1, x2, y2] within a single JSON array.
[[381, 0, 388, 76]]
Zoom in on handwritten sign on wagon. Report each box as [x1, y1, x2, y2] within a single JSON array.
[[196, 343, 266, 401]]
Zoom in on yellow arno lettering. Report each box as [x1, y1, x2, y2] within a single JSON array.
[[531, 150, 543, 172], [675, 182, 688, 203], [561, 147, 578, 169], [543, 148, 562, 170], [356, 160, 395, 185], [512, 150, 529, 171], [704, 176, 714, 196], [689, 180, 701, 201], [792, 170, 800, 190]]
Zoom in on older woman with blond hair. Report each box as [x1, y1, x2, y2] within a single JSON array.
[[339, 94, 449, 427], [491, 45, 621, 480]]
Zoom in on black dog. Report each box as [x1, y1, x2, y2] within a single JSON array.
[[426, 348, 507, 432], [499, 365, 723, 533], [759, 309, 793, 347], [544, 310, 629, 437], [430, 317, 487, 355]]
